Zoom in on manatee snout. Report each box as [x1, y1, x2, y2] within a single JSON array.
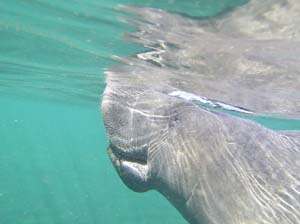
[[102, 89, 154, 192]]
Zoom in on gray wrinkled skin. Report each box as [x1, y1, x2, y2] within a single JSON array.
[[102, 87, 300, 224], [102, 1, 300, 223]]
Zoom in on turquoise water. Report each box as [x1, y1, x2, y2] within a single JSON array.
[[1, 95, 183, 223], [1, 0, 299, 223]]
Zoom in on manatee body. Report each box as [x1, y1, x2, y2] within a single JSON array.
[[102, 87, 300, 224], [102, 0, 300, 223]]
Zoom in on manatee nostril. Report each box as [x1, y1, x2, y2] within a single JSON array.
[[109, 143, 148, 164]]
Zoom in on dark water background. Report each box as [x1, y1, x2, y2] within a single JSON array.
[[6, 0, 298, 223]]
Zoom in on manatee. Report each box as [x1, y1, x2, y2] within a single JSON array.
[[102, 87, 300, 224], [102, 0, 300, 223]]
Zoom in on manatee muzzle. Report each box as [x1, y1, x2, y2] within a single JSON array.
[[107, 143, 151, 192]]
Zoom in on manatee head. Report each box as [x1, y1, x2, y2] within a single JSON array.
[[101, 84, 239, 223], [102, 85, 186, 192]]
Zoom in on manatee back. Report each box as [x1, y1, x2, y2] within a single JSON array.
[[279, 130, 300, 143], [153, 109, 300, 224]]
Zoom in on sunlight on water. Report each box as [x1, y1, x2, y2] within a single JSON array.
[[0, 0, 247, 103], [0, 0, 142, 103]]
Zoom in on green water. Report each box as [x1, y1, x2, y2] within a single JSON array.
[[2, 0, 298, 223], [1, 95, 183, 223]]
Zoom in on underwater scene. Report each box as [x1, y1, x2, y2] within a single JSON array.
[[1, 0, 300, 223]]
